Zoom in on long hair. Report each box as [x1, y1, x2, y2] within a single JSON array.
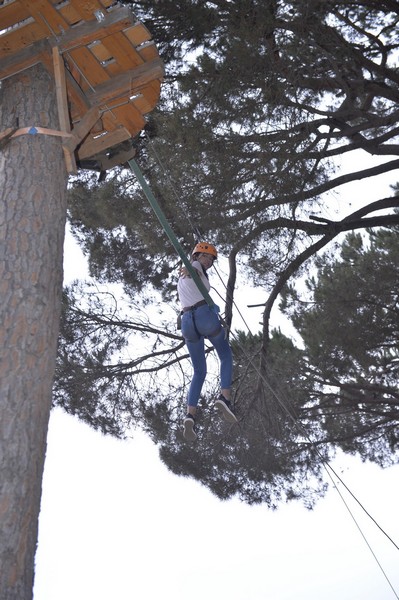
[[191, 253, 209, 279]]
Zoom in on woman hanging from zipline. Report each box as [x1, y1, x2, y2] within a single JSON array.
[[178, 242, 237, 441]]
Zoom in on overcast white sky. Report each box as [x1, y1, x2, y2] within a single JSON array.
[[34, 151, 399, 599], [34, 409, 399, 600]]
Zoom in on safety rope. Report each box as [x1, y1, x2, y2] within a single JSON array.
[[131, 144, 399, 598], [128, 158, 217, 310], [211, 268, 399, 597]]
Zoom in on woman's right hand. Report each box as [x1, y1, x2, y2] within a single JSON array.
[[179, 266, 200, 278]]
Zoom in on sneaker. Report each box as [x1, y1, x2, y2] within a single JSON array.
[[183, 414, 197, 442], [215, 395, 238, 424]]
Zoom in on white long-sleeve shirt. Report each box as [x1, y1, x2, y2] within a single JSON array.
[[177, 261, 210, 309]]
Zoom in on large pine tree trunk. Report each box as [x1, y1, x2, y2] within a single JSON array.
[[0, 63, 67, 599]]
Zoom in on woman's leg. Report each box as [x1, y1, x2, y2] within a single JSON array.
[[210, 329, 237, 422], [209, 328, 233, 396], [185, 337, 207, 411]]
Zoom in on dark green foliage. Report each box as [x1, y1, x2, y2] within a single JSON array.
[[54, 282, 186, 436], [280, 225, 399, 464], [71, 1, 399, 297], [59, 1, 399, 505], [140, 329, 329, 507], [67, 171, 183, 299]]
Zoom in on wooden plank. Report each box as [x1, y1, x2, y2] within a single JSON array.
[[23, 0, 70, 35], [103, 60, 123, 78], [53, 47, 70, 132], [52, 46, 77, 173], [100, 106, 121, 132], [64, 67, 92, 121], [0, 7, 135, 77], [0, 20, 47, 60], [99, 0, 115, 8], [88, 40, 113, 63], [76, 127, 131, 159], [105, 104, 146, 137], [63, 53, 88, 91], [100, 31, 144, 71], [55, 2, 82, 26], [8, 126, 73, 139], [0, 1, 31, 31], [87, 58, 164, 106], [129, 80, 161, 115], [0, 37, 49, 81], [64, 106, 102, 152], [67, 0, 110, 21], [138, 80, 162, 111], [123, 23, 152, 46], [131, 94, 152, 115], [97, 145, 136, 171], [53, 0, 122, 26], [38, 44, 56, 76], [138, 42, 159, 63], [47, 7, 135, 53], [68, 46, 110, 87]]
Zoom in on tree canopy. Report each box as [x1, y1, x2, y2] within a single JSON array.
[[280, 225, 399, 465], [59, 0, 399, 506]]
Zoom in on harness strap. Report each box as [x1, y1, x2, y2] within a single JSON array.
[[182, 300, 207, 313], [182, 300, 223, 339], [0, 126, 73, 143]]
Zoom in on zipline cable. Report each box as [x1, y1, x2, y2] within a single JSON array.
[[322, 462, 399, 599], [214, 265, 399, 554], [204, 229, 399, 557], [224, 314, 399, 598], [218, 283, 399, 595], [195, 216, 399, 592], [133, 143, 399, 598]]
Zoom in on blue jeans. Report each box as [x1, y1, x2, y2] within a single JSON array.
[[181, 304, 233, 407]]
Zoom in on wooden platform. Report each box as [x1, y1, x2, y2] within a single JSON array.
[[0, 0, 164, 172]]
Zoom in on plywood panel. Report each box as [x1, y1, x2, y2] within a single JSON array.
[[67, 0, 109, 21], [131, 94, 152, 115], [140, 80, 162, 111], [132, 82, 162, 114], [24, 0, 70, 35], [109, 104, 146, 138], [0, 0, 30, 31], [54, 0, 115, 25], [88, 40, 113, 63], [138, 42, 159, 63], [68, 46, 110, 87], [56, 3, 83, 26], [0, 21, 46, 59], [101, 107, 122, 133], [99, 0, 115, 8], [51, 9, 134, 53], [77, 126, 131, 159], [123, 23, 152, 47], [87, 58, 163, 105], [101, 31, 144, 70]]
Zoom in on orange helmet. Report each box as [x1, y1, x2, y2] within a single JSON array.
[[192, 242, 217, 259]]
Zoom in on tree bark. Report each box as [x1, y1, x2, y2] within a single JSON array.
[[0, 64, 67, 599]]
